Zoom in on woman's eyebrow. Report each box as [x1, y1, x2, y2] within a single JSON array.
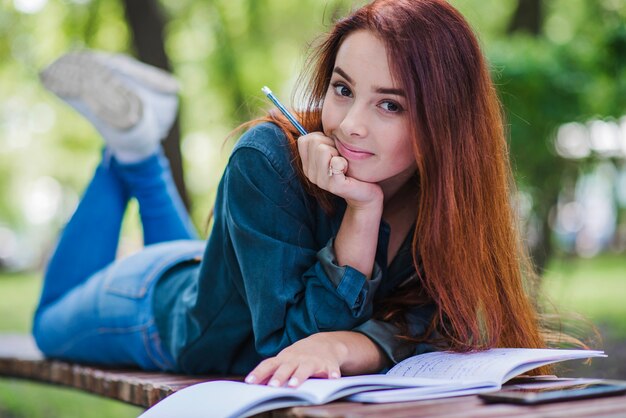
[[333, 67, 405, 97], [374, 87, 406, 97], [333, 67, 353, 83]]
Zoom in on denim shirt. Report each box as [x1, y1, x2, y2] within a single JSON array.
[[153, 122, 435, 375]]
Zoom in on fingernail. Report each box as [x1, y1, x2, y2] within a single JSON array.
[[288, 377, 299, 387], [268, 379, 281, 387], [330, 372, 340, 379], [245, 375, 256, 384]]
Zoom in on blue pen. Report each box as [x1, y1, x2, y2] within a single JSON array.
[[261, 86, 308, 136]]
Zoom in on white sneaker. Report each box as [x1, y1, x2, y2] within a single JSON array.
[[40, 50, 180, 163]]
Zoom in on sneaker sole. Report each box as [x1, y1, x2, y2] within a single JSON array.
[[40, 52, 142, 131], [94, 52, 180, 95]]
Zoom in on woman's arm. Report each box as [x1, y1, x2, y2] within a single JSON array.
[[297, 132, 384, 278], [215, 124, 395, 382], [221, 125, 383, 357], [246, 330, 388, 387]]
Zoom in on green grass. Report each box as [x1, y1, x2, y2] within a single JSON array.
[[542, 253, 626, 337], [0, 253, 625, 416], [0, 380, 141, 418], [0, 272, 39, 333]]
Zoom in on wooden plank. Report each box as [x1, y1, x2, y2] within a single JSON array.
[[0, 334, 213, 407], [279, 393, 626, 418]]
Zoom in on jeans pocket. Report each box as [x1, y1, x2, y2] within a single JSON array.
[[102, 253, 159, 299], [102, 240, 205, 299], [97, 240, 204, 333]]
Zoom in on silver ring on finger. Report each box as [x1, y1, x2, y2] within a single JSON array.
[[328, 163, 344, 177]]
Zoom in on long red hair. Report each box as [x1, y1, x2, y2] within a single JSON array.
[[255, 0, 548, 356]]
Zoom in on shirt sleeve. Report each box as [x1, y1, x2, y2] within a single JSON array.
[[320, 238, 425, 366], [223, 142, 380, 358], [316, 238, 383, 307], [353, 303, 438, 365]]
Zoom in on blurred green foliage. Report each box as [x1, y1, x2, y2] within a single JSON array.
[[487, 0, 626, 266], [1, 0, 624, 272], [0, 0, 359, 255]]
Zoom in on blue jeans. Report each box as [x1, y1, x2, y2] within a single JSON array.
[[32, 150, 203, 371]]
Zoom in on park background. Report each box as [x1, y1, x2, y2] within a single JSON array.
[[0, 0, 625, 416]]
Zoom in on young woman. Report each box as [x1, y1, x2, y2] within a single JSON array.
[[33, 0, 548, 388]]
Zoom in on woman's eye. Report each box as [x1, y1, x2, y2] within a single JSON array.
[[380, 101, 402, 113], [333, 83, 352, 97]]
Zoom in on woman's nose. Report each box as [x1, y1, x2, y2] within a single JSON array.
[[339, 103, 368, 138]]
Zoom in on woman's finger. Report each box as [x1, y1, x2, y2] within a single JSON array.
[[311, 143, 338, 184], [298, 133, 337, 183], [245, 358, 279, 385], [286, 363, 316, 387], [288, 362, 342, 387], [266, 362, 298, 387]]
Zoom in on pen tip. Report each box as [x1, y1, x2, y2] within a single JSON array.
[[261, 86, 271, 95]]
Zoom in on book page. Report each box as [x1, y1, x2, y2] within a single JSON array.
[[139, 381, 311, 418], [350, 383, 498, 403], [295, 374, 455, 403], [387, 348, 605, 384], [139, 376, 458, 418]]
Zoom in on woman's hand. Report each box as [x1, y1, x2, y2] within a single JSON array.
[[297, 132, 383, 208], [245, 331, 386, 388], [298, 132, 384, 278], [245, 332, 343, 388]]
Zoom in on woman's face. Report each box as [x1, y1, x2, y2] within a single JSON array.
[[321, 30, 416, 190]]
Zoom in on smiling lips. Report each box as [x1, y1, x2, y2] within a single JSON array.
[[334, 138, 374, 160]]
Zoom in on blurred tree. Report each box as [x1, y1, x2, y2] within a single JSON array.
[[122, 0, 189, 209], [493, 39, 578, 273], [508, 0, 542, 35], [494, 0, 626, 272], [504, 0, 552, 271]]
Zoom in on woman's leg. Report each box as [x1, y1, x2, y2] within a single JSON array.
[[32, 154, 200, 370], [33, 51, 196, 370], [35, 154, 130, 314], [32, 240, 205, 371], [111, 151, 198, 246], [41, 50, 197, 246]]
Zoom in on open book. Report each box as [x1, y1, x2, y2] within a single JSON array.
[[139, 348, 605, 418]]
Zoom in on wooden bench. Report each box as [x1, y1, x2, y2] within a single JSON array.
[[0, 334, 225, 407], [2, 334, 626, 417]]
